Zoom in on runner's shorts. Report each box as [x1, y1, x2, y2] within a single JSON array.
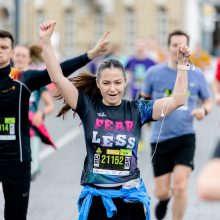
[[151, 134, 196, 177], [213, 139, 220, 158]]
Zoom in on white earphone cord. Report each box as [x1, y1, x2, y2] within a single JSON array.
[[145, 62, 194, 174]]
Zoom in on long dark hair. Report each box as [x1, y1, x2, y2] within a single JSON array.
[[57, 58, 125, 118]]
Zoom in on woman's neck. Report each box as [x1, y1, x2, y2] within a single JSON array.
[[168, 60, 177, 70]]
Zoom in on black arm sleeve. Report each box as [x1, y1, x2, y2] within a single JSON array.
[[21, 53, 90, 91], [213, 140, 220, 158]]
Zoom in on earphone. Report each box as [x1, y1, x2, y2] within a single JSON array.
[[161, 109, 165, 117], [190, 57, 196, 71]]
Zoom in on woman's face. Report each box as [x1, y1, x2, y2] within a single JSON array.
[[96, 67, 126, 106], [168, 35, 188, 63], [12, 46, 30, 71]]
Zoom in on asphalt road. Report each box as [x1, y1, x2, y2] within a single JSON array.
[[0, 99, 220, 220]]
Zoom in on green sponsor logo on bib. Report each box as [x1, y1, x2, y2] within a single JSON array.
[[96, 147, 102, 154], [120, 149, 132, 156], [5, 118, 15, 124]]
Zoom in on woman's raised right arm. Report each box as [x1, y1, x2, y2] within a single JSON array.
[[40, 20, 79, 109]]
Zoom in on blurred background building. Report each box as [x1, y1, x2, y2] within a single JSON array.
[[0, 0, 219, 58]]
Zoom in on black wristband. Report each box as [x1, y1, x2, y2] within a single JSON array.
[[202, 107, 208, 116], [41, 110, 45, 119]]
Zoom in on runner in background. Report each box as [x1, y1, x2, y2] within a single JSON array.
[[213, 57, 220, 105], [11, 44, 55, 180], [191, 42, 213, 83], [125, 38, 156, 100], [125, 38, 156, 151], [0, 25, 108, 220], [197, 143, 220, 201], [197, 57, 220, 201], [29, 44, 56, 180], [141, 30, 212, 220]]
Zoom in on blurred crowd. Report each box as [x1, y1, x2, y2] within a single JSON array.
[[84, 36, 219, 99]]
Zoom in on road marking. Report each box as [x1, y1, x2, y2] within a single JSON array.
[[0, 127, 82, 193], [40, 127, 82, 160]]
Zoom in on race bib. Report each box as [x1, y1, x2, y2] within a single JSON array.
[[93, 147, 132, 176], [0, 117, 16, 140]]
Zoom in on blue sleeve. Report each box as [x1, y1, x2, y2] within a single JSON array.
[[135, 99, 154, 124], [125, 58, 132, 70], [213, 141, 220, 158], [21, 53, 90, 91], [141, 68, 154, 96], [197, 70, 211, 100]]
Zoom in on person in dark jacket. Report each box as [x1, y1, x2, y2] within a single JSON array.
[[0, 26, 110, 220]]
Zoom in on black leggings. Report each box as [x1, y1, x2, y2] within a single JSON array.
[[0, 161, 31, 220], [88, 196, 146, 220]]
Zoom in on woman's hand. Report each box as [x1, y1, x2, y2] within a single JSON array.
[[39, 20, 56, 45], [87, 30, 110, 60], [191, 108, 206, 120], [32, 110, 44, 127], [177, 44, 191, 65]]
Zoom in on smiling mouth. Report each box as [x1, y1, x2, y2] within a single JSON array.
[[108, 94, 117, 96]]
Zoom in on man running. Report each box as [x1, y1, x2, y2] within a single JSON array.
[[0, 27, 110, 220], [141, 30, 212, 220]]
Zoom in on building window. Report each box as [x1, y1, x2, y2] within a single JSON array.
[[0, 7, 10, 30], [64, 10, 75, 57], [34, 9, 45, 42], [157, 7, 168, 48], [213, 6, 220, 55], [36, 9, 45, 30], [125, 8, 135, 54]]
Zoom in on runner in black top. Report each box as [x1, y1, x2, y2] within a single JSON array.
[[0, 26, 110, 220], [41, 20, 191, 220]]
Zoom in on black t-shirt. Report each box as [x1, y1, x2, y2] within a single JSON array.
[[0, 53, 90, 162], [76, 92, 154, 185]]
